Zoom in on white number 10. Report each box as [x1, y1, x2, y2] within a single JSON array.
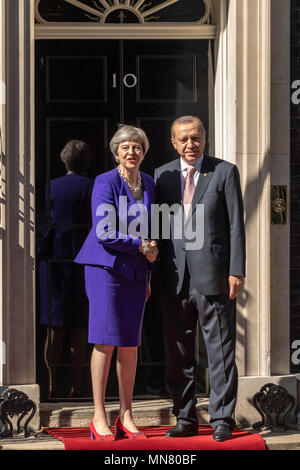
[[113, 73, 137, 88]]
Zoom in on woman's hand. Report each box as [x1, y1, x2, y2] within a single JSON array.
[[139, 240, 159, 262]]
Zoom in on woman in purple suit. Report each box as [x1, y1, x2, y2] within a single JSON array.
[[75, 125, 158, 441]]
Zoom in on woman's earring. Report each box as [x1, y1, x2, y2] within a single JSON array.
[[115, 156, 119, 163]]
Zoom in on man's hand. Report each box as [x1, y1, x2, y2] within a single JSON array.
[[139, 240, 159, 263], [145, 281, 151, 301], [228, 275, 244, 300], [145, 240, 159, 262]]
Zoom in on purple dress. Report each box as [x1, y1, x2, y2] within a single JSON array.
[[74, 168, 155, 347]]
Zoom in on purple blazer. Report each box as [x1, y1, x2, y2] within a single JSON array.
[[74, 168, 155, 280]]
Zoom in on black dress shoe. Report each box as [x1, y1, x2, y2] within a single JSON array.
[[213, 424, 233, 442], [165, 422, 198, 438]]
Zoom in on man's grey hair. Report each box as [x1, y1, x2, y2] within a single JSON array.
[[171, 116, 206, 139], [110, 124, 150, 162]]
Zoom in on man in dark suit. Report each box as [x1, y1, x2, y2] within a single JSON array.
[[154, 116, 245, 441]]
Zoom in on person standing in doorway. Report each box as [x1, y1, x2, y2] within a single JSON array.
[[38, 140, 94, 399]]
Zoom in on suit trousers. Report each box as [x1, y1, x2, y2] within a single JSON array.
[[162, 264, 238, 429]]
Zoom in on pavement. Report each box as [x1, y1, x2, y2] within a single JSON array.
[[0, 397, 300, 450]]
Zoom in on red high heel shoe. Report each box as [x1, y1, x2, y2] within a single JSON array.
[[89, 420, 115, 442], [114, 416, 147, 440]]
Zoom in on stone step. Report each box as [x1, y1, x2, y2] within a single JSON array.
[[40, 396, 210, 428]]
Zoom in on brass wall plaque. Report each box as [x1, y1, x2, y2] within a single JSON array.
[[271, 185, 287, 224]]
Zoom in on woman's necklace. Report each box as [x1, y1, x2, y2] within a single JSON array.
[[117, 165, 142, 193]]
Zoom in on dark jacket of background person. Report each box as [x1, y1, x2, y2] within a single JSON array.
[[38, 173, 94, 327]]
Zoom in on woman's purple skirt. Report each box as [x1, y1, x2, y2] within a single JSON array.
[[84, 265, 148, 347]]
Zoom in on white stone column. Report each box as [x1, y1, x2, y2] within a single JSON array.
[[235, 0, 272, 378], [214, 0, 271, 376], [213, 0, 296, 425], [0, 0, 39, 428]]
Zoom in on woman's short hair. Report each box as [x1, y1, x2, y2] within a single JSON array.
[[60, 140, 94, 173], [110, 124, 150, 162]]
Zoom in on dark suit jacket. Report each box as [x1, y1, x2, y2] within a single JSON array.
[[38, 173, 94, 327], [39, 173, 94, 259], [154, 155, 246, 296]]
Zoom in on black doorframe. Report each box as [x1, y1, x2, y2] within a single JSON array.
[[35, 38, 209, 401]]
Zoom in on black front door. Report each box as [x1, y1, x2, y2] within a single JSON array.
[[35, 39, 209, 401]]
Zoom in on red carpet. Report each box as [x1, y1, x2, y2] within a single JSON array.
[[44, 426, 266, 450]]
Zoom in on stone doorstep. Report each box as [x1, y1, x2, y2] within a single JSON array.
[[3, 396, 300, 450], [3, 397, 300, 450], [2, 427, 300, 451], [259, 429, 300, 450], [40, 397, 210, 428], [2, 432, 300, 451]]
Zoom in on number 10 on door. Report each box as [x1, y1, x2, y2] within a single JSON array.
[[113, 73, 137, 88]]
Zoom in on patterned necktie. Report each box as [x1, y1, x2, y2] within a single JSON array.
[[183, 166, 197, 217]]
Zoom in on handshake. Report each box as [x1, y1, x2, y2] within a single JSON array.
[[139, 239, 159, 263]]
